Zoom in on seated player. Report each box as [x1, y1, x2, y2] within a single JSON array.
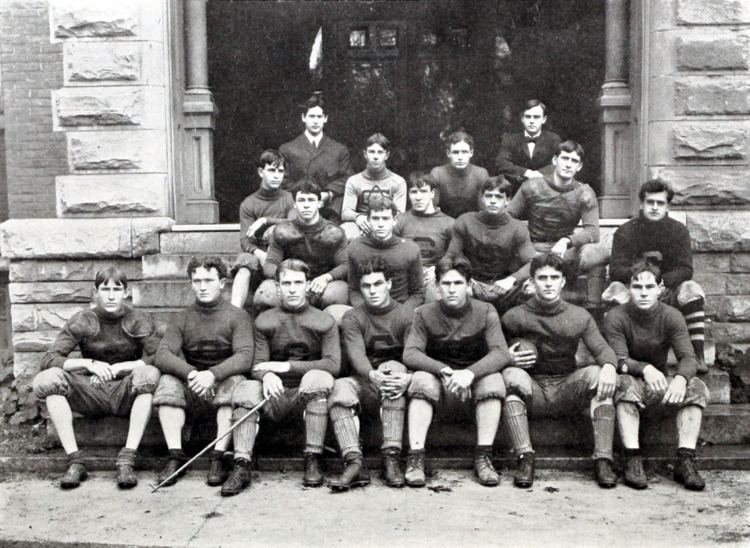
[[347, 194, 424, 308], [430, 131, 490, 219], [603, 260, 708, 491], [403, 260, 509, 487], [393, 172, 454, 302], [507, 140, 609, 296], [441, 176, 536, 315], [340, 133, 406, 240], [226, 259, 340, 495], [230, 149, 295, 310], [32, 267, 161, 489], [280, 93, 353, 222], [255, 179, 348, 310], [326, 258, 415, 490], [495, 99, 561, 194], [603, 179, 707, 370], [501, 253, 619, 489], [153, 256, 253, 489]]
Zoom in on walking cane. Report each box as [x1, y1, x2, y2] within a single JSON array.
[[150, 397, 269, 492]]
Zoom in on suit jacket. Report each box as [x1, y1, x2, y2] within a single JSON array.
[[279, 133, 353, 220], [495, 130, 561, 188]]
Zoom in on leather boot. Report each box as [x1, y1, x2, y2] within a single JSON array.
[[157, 451, 187, 487], [674, 450, 705, 491], [328, 454, 370, 492], [514, 451, 535, 489], [382, 448, 405, 488], [303, 452, 324, 487], [60, 462, 88, 490], [207, 450, 231, 486], [221, 458, 251, 497], [623, 453, 648, 490], [473, 447, 500, 487], [404, 450, 426, 488], [116, 464, 137, 489], [595, 458, 617, 489]]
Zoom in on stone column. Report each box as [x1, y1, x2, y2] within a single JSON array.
[[598, 0, 633, 217], [182, 0, 219, 223]]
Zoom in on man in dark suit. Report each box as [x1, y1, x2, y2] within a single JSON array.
[[495, 99, 561, 194], [280, 93, 353, 223]]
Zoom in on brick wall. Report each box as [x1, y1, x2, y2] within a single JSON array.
[[0, 1, 67, 219]]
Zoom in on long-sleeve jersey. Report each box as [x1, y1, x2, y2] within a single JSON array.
[[609, 213, 693, 289], [347, 234, 424, 308], [507, 177, 600, 247], [263, 216, 348, 280], [602, 302, 698, 380], [393, 209, 454, 268], [430, 163, 489, 219], [501, 298, 617, 376], [154, 299, 253, 381], [341, 300, 414, 377], [341, 169, 407, 222], [238, 188, 295, 253], [251, 304, 340, 381], [403, 298, 510, 379], [40, 305, 159, 370], [442, 210, 536, 283]]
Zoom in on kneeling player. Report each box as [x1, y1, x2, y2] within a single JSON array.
[[33, 267, 161, 489], [501, 253, 619, 488], [227, 259, 340, 495], [603, 260, 708, 490], [327, 258, 414, 490], [403, 260, 509, 487]]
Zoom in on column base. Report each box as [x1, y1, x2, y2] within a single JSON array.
[[599, 195, 632, 218], [184, 199, 220, 224]]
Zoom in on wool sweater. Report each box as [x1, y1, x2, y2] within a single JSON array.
[[430, 164, 489, 219], [238, 187, 295, 253], [341, 169, 407, 221], [393, 209, 454, 268], [502, 298, 617, 376], [403, 298, 510, 379], [603, 301, 698, 379]]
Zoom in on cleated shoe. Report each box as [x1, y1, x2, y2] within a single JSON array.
[[382, 448, 405, 488], [60, 462, 88, 490], [514, 452, 535, 489], [303, 453, 324, 487], [221, 459, 251, 497], [595, 458, 617, 489], [404, 451, 426, 488]]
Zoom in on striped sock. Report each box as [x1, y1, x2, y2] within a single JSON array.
[[381, 396, 406, 451], [681, 299, 705, 362], [503, 397, 533, 455], [304, 398, 329, 454], [232, 407, 259, 462], [330, 405, 361, 457]]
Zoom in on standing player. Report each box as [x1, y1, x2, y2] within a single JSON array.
[[326, 258, 415, 490], [501, 253, 619, 489], [225, 259, 340, 495], [403, 260, 509, 487], [603, 260, 708, 490], [393, 172, 454, 302], [340, 133, 406, 240]]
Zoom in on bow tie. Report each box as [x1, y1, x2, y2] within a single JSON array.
[[525, 136, 539, 144]]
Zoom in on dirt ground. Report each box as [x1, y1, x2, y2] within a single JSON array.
[[1, 468, 749, 548]]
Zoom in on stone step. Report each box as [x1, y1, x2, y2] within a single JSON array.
[[160, 229, 239, 254], [132, 280, 234, 308], [142, 253, 235, 279]]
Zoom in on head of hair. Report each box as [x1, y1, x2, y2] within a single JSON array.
[[629, 258, 663, 285], [356, 256, 392, 281], [445, 130, 474, 151], [407, 171, 438, 191], [186, 256, 228, 280], [556, 140, 584, 159], [257, 149, 285, 170], [436, 258, 473, 283], [94, 266, 128, 290], [530, 252, 571, 281], [293, 178, 323, 200], [275, 258, 310, 282], [365, 132, 390, 151], [481, 176, 513, 197], [367, 192, 399, 218], [522, 99, 547, 115], [638, 179, 675, 203], [302, 92, 326, 115]]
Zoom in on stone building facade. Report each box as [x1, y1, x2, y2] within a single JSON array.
[[0, 0, 749, 418]]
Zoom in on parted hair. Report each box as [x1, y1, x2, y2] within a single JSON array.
[[293, 178, 323, 200], [367, 192, 399, 218], [365, 132, 391, 151], [94, 267, 128, 290], [556, 140, 584, 159], [481, 176, 513, 197], [275, 258, 310, 282], [436, 257, 473, 283], [522, 98, 547, 116], [530, 252, 572, 281], [257, 149, 286, 170], [301, 92, 326, 115], [186, 256, 228, 280], [638, 179, 675, 203], [407, 171, 438, 191], [356, 256, 393, 281], [445, 130, 474, 150], [629, 258, 664, 285]]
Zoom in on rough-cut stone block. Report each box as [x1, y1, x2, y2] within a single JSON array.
[[717, 296, 750, 321], [142, 253, 234, 279], [133, 281, 233, 308], [13, 352, 45, 380], [673, 126, 746, 159], [710, 322, 750, 343], [9, 282, 93, 304], [54, 88, 143, 127], [650, 167, 750, 206], [11, 304, 84, 333], [57, 174, 168, 217], [0, 218, 174, 260], [687, 211, 750, 252], [13, 331, 60, 353], [10, 259, 142, 282], [159, 231, 239, 254], [51, 1, 138, 38], [675, 80, 750, 115], [727, 275, 750, 295], [68, 130, 167, 172], [703, 368, 731, 405], [731, 254, 750, 273], [694, 252, 730, 273], [693, 272, 726, 295], [141, 308, 184, 330], [676, 36, 749, 71], [64, 42, 139, 83], [676, 0, 750, 25]]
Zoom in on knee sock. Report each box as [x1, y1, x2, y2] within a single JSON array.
[[681, 299, 705, 362], [116, 447, 136, 467], [502, 398, 533, 455], [381, 396, 406, 451], [232, 407, 259, 462], [591, 403, 616, 461], [330, 405, 361, 458], [304, 398, 328, 455]]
